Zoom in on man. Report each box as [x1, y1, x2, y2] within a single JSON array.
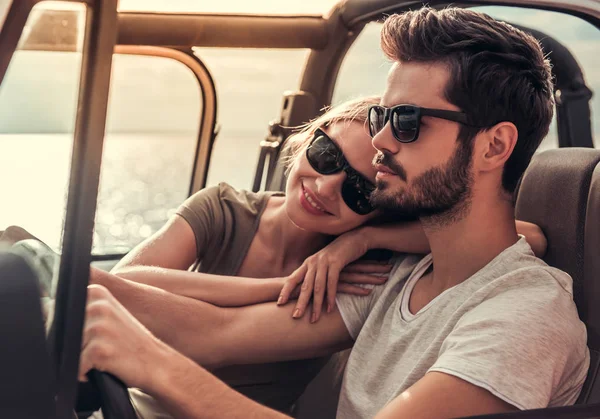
[[79, 7, 589, 419]]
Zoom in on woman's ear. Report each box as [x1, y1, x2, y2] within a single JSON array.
[[476, 122, 518, 173]]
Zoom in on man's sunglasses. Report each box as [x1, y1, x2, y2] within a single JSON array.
[[368, 104, 472, 143], [305, 128, 376, 215]]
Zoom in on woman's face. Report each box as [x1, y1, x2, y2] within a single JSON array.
[[285, 121, 379, 236]]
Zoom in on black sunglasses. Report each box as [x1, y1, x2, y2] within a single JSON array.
[[368, 104, 472, 143], [305, 128, 376, 215]]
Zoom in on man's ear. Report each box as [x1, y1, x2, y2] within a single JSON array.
[[475, 122, 518, 173]]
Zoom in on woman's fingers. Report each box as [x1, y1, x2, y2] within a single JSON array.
[[293, 266, 316, 319], [343, 262, 393, 274], [278, 265, 306, 305], [326, 268, 341, 315], [310, 265, 328, 323], [339, 272, 388, 285], [337, 283, 373, 296]]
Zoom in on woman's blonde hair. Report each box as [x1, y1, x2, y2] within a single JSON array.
[[283, 96, 380, 171]]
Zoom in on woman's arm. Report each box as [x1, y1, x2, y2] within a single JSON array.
[[111, 266, 284, 307], [281, 219, 548, 322], [111, 213, 288, 307], [111, 215, 198, 273], [112, 213, 297, 306], [356, 220, 547, 257]]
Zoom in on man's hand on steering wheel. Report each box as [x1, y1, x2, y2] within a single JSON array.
[[79, 284, 169, 393]]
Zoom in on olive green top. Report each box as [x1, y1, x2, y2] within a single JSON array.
[[175, 182, 328, 412]]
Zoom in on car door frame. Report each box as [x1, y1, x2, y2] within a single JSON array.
[[0, 0, 118, 416]]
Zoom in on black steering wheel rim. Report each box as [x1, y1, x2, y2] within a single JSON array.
[[9, 239, 137, 419], [86, 370, 137, 419]]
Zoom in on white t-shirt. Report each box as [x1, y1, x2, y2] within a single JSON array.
[[336, 237, 590, 418]]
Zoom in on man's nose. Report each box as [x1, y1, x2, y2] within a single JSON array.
[[371, 124, 399, 155], [315, 172, 345, 201]]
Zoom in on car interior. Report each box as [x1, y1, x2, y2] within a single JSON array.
[[0, 0, 598, 418]]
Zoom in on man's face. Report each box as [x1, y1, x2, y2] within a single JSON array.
[[370, 61, 474, 220]]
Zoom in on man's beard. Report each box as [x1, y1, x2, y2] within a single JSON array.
[[370, 139, 474, 224]]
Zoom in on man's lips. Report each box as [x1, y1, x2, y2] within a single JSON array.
[[374, 164, 397, 176]]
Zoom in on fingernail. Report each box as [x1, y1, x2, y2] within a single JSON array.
[[311, 313, 317, 323], [327, 303, 332, 313], [277, 296, 284, 305], [293, 308, 301, 318]]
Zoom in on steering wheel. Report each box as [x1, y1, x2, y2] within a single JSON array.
[[87, 370, 137, 419], [10, 239, 138, 419]]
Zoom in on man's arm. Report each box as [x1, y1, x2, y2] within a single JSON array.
[[80, 285, 291, 419], [374, 372, 517, 419], [90, 269, 352, 368], [80, 286, 516, 419]]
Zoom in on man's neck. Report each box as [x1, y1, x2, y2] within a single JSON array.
[[421, 196, 519, 291]]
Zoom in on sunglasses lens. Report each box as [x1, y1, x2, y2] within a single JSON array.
[[306, 129, 375, 215], [341, 181, 374, 215], [306, 133, 343, 174], [368, 106, 386, 137], [391, 106, 418, 142]]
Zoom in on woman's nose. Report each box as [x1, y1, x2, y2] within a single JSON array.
[[315, 171, 345, 201]]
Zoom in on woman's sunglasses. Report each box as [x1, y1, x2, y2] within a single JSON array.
[[305, 128, 376, 215], [368, 104, 472, 143]]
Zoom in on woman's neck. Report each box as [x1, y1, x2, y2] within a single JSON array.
[[258, 196, 331, 269]]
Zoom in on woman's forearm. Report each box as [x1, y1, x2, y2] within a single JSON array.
[[357, 220, 547, 258], [515, 220, 547, 257], [358, 221, 430, 254], [111, 266, 283, 307]]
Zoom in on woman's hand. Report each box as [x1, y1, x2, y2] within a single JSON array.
[[277, 229, 392, 323], [515, 221, 547, 258]]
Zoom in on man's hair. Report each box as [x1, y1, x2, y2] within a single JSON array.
[[381, 7, 555, 193], [283, 96, 380, 170]]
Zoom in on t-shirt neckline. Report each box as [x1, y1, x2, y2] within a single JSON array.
[[400, 236, 527, 321]]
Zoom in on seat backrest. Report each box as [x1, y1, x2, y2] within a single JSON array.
[[514, 148, 600, 405], [0, 252, 56, 418], [577, 161, 600, 403]]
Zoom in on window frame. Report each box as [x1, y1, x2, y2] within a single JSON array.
[[0, 0, 118, 415], [90, 45, 217, 260]]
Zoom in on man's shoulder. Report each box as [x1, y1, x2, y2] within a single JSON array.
[[466, 259, 580, 336], [487, 255, 574, 300]]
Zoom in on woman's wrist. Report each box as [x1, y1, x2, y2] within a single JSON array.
[[354, 225, 377, 250]]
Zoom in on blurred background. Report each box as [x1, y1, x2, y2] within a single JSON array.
[[0, 0, 597, 254]]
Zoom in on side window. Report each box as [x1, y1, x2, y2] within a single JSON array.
[[333, 8, 599, 150], [0, 2, 86, 250], [194, 48, 310, 190], [332, 23, 391, 105], [0, 3, 206, 255], [93, 52, 203, 254]]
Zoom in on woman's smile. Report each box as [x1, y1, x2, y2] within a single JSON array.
[[300, 183, 331, 216]]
